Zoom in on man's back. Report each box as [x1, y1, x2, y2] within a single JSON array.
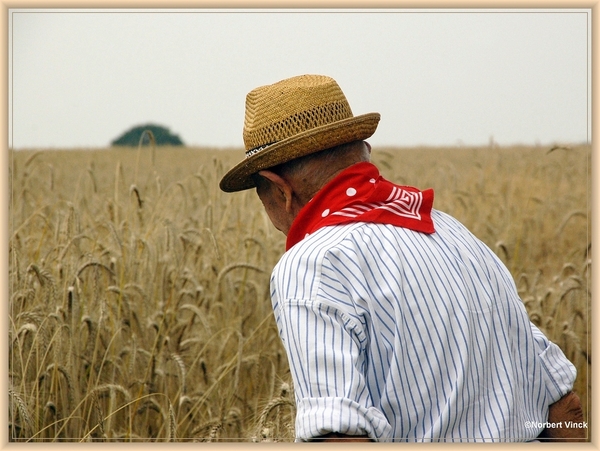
[[270, 209, 576, 442]]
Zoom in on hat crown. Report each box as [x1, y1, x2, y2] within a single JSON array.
[[243, 74, 354, 151]]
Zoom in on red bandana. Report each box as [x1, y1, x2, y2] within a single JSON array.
[[286, 162, 435, 250]]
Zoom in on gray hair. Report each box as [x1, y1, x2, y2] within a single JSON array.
[[272, 140, 371, 203]]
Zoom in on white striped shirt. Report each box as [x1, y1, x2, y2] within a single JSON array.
[[270, 209, 576, 442]]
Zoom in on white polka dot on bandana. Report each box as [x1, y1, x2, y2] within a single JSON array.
[[369, 178, 376, 183], [322, 209, 330, 217], [346, 187, 357, 197], [305, 233, 310, 238]]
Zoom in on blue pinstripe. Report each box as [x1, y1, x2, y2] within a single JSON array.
[[270, 209, 576, 442]]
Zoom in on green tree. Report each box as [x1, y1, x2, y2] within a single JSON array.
[[111, 124, 184, 146]]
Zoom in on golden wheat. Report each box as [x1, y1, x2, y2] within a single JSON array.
[[9, 143, 590, 441]]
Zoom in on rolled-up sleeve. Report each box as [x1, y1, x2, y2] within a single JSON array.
[[530, 322, 577, 403], [276, 298, 391, 441], [296, 397, 392, 441]]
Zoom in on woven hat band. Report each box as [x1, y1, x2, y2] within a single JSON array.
[[245, 141, 276, 158]]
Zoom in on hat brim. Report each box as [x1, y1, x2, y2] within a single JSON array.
[[219, 112, 380, 192]]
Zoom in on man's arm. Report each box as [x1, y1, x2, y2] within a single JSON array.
[[314, 390, 587, 443], [538, 391, 586, 441], [311, 432, 372, 442]]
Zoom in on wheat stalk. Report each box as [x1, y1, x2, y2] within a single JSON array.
[[167, 401, 177, 442], [9, 383, 34, 439]]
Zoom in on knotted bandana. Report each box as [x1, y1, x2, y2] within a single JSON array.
[[286, 162, 435, 250]]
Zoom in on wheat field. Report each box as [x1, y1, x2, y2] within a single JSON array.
[[8, 142, 591, 441]]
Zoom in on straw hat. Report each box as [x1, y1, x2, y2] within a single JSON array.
[[219, 74, 380, 192]]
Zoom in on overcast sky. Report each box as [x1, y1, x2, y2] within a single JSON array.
[[8, 8, 591, 150]]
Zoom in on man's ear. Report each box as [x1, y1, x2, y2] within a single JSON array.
[[257, 170, 294, 213]]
